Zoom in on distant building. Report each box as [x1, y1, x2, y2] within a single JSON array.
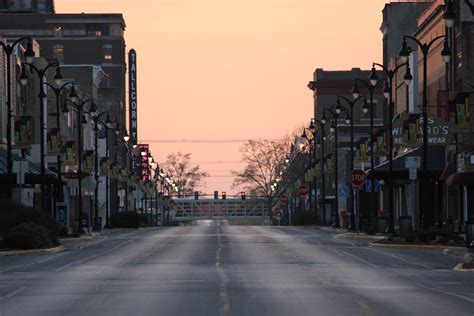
[[0, 0, 54, 13], [308, 68, 385, 225]]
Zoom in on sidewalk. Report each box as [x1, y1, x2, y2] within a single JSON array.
[[317, 226, 386, 240]]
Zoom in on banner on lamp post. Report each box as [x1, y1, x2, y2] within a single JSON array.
[[62, 141, 76, 166], [14, 116, 33, 149], [47, 128, 62, 155]]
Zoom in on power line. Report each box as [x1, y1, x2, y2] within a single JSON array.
[[138, 138, 281, 143]]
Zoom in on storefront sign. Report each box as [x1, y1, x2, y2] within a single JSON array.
[[392, 113, 449, 147], [139, 143, 150, 182], [129, 49, 138, 145], [14, 116, 33, 148]]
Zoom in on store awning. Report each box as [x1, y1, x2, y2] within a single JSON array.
[[0, 149, 56, 184], [446, 172, 474, 186], [370, 146, 445, 180]]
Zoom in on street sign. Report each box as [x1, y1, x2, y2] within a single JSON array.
[[274, 208, 281, 218], [409, 168, 417, 180], [339, 187, 349, 198], [56, 203, 68, 224], [405, 156, 421, 169], [280, 194, 288, 204], [365, 179, 379, 193], [299, 185, 309, 197], [350, 169, 367, 189]]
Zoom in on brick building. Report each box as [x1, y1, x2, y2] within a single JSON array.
[[308, 68, 384, 226]]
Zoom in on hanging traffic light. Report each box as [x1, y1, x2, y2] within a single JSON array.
[[194, 191, 199, 200], [214, 191, 218, 200], [241, 192, 246, 200], [222, 192, 226, 200]]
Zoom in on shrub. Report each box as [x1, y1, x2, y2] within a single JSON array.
[[5, 222, 51, 249], [0, 199, 59, 246], [110, 211, 139, 228]]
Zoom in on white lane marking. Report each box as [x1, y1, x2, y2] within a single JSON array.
[[368, 248, 434, 270], [171, 280, 204, 283], [0, 287, 26, 301], [56, 239, 134, 272], [79, 239, 105, 249], [415, 283, 474, 304], [328, 248, 379, 268], [215, 227, 230, 316]]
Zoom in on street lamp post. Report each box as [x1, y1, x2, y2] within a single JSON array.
[[336, 95, 366, 231], [371, 62, 412, 233], [92, 111, 112, 231], [44, 78, 73, 214], [352, 71, 385, 232], [321, 105, 342, 228], [62, 93, 96, 234], [301, 127, 315, 213], [1, 37, 35, 197], [399, 33, 451, 229], [21, 61, 63, 212]]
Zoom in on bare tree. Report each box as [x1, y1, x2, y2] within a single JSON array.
[[163, 152, 208, 197], [232, 139, 289, 196]]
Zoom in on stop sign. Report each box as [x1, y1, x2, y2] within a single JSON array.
[[299, 185, 309, 196], [350, 169, 367, 189], [280, 194, 288, 204]]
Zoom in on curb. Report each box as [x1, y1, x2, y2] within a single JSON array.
[[59, 236, 96, 243], [335, 234, 385, 240], [453, 263, 474, 272], [0, 245, 65, 257], [369, 241, 464, 250]]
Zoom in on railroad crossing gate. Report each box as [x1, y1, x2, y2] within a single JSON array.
[[173, 198, 270, 221]]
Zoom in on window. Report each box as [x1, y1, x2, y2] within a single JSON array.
[[53, 25, 63, 37], [53, 45, 64, 64], [102, 44, 113, 63], [87, 24, 106, 37]]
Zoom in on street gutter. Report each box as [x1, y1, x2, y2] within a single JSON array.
[[0, 245, 65, 256]]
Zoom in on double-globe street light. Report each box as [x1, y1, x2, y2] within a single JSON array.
[[43, 78, 74, 211], [1, 37, 35, 196], [320, 104, 344, 228], [336, 95, 367, 231], [20, 61, 63, 212], [398, 25, 451, 229], [370, 62, 412, 233], [92, 111, 113, 231], [62, 88, 97, 234], [351, 70, 385, 232]]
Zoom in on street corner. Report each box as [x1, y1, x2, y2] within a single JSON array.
[[0, 245, 65, 257], [453, 262, 474, 272]]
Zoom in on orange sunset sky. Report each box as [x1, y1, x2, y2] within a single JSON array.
[[56, 0, 389, 195]]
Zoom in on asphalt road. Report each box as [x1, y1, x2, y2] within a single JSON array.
[[0, 222, 472, 316]]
